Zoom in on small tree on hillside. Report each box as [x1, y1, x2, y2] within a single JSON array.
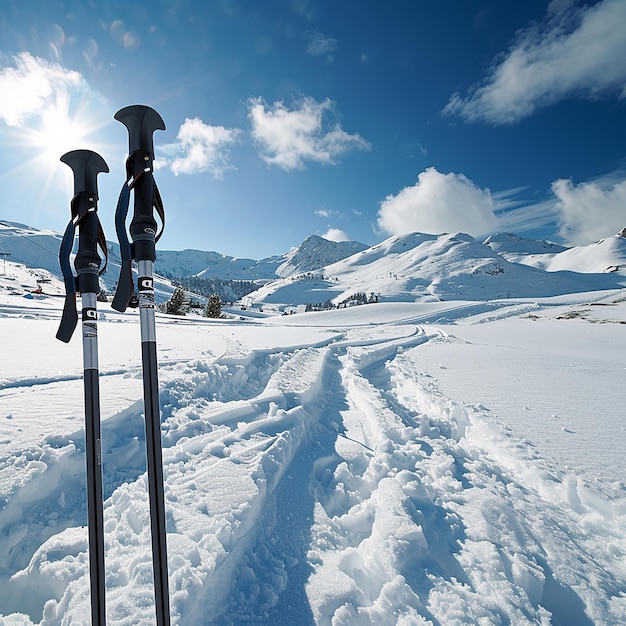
[[165, 287, 186, 316], [205, 293, 222, 318]]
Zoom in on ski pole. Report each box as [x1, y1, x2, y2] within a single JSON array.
[[57, 149, 109, 626], [111, 105, 170, 626]]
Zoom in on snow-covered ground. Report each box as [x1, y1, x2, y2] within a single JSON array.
[[1, 268, 625, 624]]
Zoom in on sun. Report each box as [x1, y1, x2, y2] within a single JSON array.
[[36, 106, 92, 159], [0, 53, 116, 223], [24, 93, 104, 162], [10, 90, 115, 207]]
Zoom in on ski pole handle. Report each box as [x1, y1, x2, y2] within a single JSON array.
[[115, 105, 165, 157], [115, 105, 165, 260], [57, 150, 109, 343], [62, 149, 109, 198], [62, 150, 109, 291]]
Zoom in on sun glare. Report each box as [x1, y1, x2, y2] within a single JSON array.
[[12, 91, 114, 206], [29, 100, 95, 160]]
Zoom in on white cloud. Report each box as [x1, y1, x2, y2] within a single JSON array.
[[157, 117, 240, 177], [552, 176, 626, 244], [377, 167, 498, 237], [0, 52, 84, 127], [248, 96, 371, 171], [315, 208, 333, 218], [444, 0, 626, 124], [306, 31, 337, 61], [322, 228, 349, 242]]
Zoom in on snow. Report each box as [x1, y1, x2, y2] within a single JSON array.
[[1, 224, 626, 625], [250, 232, 625, 308], [486, 233, 626, 274], [151, 235, 365, 281], [276, 236, 367, 279]]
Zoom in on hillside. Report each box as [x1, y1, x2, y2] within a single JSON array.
[[0, 221, 175, 302], [483, 232, 568, 256], [155, 249, 282, 281], [156, 235, 367, 281], [248, 231, 626, 308], [498, 232, 626, 274]]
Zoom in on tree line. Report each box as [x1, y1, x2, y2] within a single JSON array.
[[171, 276, 258, 302]]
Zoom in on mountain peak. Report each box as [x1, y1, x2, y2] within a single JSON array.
[[276, 235, 367, 278]]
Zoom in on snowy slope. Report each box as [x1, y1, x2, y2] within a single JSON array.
[[0, 287, 624, 625], [485, 230, 626, 274], [153, 236, 366, 281], [483, 232, 568, 256], [0, 221, 65, 278], [250, 231, 626, 307], [0, 222, 176, 302], [514, 234, 626, 274]]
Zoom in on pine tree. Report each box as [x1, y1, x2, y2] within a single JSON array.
[[205, 293, 222, 318], [165, 287, 186, 316]]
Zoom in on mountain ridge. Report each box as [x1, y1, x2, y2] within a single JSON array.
[[247, 231, 626, 307], [2, 220, 626, 309]]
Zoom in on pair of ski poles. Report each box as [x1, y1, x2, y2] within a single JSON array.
[[56, 105, 170, 626]]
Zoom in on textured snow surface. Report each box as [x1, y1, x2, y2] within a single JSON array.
[[0, 291, 625, 625], [1, 222, 625, 624]]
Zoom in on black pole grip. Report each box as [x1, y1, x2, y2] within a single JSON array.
[[130, 164, 158, 261], [114, 105, 165, 262], [114, 105, 165, 158], [61, 149, 109, 197], [61, 150, 109, 293], [75, 205, 102, 294]]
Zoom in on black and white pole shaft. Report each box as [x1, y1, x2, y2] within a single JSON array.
[[57, 149, 109, 626], [81, 290, 106, 626], [137, 258, 170, 626], [111, 105, 170, 626]]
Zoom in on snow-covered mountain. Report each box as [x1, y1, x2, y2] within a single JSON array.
[[3, 220, 626, 310], [154, 235, 367, 280], [0, 222, 370, 305], [493, 231, 626, 274], [483, 232, 568, 256], [276, 234, 367, 278], [249, 231, 626, 307], [155, 249, 282, 281]]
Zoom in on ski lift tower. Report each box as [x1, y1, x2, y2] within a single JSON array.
[[0, 251, 10, 275]]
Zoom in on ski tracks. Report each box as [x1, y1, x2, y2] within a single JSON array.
[[304, 333, 626, 625], [2, 323, 625, 624], [6, 337, 334, 624]]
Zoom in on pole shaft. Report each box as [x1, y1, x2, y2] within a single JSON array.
[[137, 260, 170, 626], [81, 291, 106, 625]]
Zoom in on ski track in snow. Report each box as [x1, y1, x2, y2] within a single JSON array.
[[0, 315, 625, 625]]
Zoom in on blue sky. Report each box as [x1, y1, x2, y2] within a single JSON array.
[[0, 0, 625, 259]]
